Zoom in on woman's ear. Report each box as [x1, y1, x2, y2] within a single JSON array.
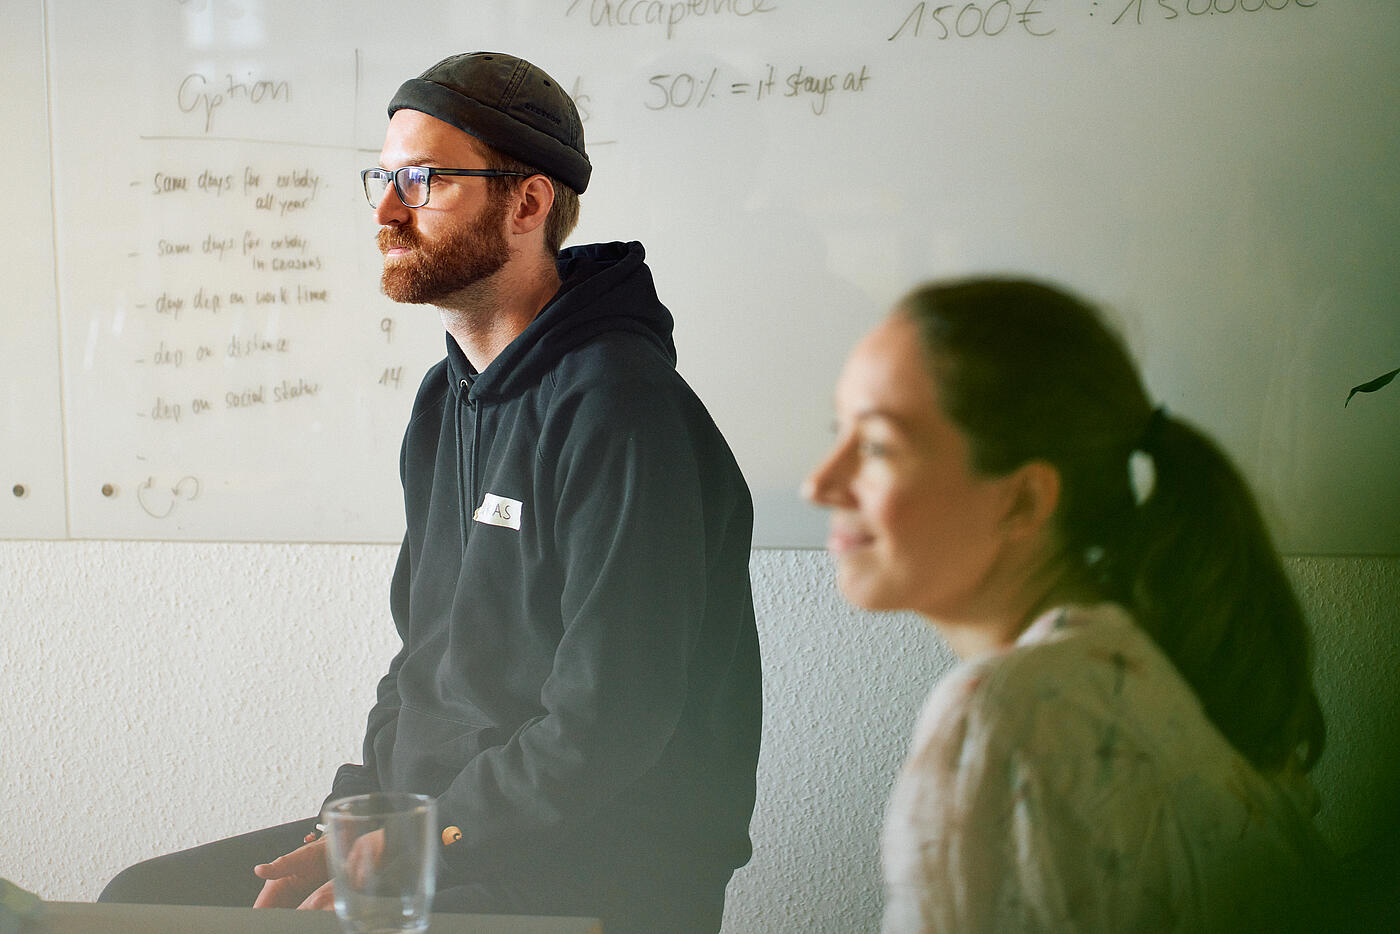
[[1000, 459, 1061, 541]]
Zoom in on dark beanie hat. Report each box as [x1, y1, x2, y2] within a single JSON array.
[[388, 52, 591, 194]]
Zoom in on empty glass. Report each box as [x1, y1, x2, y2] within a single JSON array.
[[322, 792, 437, 934]]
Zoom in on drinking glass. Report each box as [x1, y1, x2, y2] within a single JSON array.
[[322, 792, 437, 934]]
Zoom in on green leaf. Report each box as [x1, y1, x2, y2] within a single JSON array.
[[1345, 367, 1400, 407]]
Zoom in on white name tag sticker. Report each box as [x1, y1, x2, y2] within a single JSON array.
[[473, 493, 523, 531]]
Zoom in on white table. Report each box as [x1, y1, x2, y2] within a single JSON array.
[[19, 902, 601, 933]]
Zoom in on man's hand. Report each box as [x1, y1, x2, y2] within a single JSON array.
[[252, 836, 334, 910]]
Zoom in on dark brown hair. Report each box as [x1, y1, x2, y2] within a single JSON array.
[[479, 141, 580, 256], [901, 277, 1324, 773]]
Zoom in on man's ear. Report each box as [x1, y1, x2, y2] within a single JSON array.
[[1000, 459, 1061, 541], [509, 174, 555, 236]]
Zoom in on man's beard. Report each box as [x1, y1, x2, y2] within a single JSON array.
[[377, 196, 513, 305]]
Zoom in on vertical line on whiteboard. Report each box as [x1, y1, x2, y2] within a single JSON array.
[[353, 48, 362, 153], [39, 0, 73, 539]]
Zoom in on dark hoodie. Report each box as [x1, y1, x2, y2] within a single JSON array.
[[330, 241, 761, 931]]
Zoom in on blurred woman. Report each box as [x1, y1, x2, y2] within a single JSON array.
[[805, 278, 1331, 932]]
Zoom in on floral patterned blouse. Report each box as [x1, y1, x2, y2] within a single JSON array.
[[881, 603, 1330, 933]]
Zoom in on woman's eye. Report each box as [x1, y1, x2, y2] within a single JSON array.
[[858, 439, 889, 458]]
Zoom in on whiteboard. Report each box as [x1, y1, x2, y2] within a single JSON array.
[[0, 0, 66, 539], [14, 0, 1400, 550]]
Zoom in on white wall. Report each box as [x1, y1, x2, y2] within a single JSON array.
[[1, 543, 1397, 932]]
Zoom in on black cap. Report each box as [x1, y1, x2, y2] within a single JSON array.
[[388, 52, 590, 194]]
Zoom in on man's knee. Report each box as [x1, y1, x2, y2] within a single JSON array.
[[95, 818, 317, 907], [97, 857, 171, 904]]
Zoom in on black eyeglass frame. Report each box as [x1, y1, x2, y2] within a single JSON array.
[[361, 165, 530, 208]]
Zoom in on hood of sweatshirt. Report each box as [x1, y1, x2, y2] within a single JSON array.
[[444, 240, 676, 404]]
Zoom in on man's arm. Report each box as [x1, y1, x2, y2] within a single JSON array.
[[435, 376, 741, 876]]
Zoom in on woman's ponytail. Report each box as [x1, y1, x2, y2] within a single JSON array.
[[1116, 413, 1324, 771]]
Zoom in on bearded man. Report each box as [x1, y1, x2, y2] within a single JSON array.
[[100, 51, 762, 934]]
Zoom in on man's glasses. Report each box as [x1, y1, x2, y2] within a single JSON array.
[[361, 165, 529, 208]]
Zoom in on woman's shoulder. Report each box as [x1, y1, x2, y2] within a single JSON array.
[[911, 603, 1229, 786], [931, 604, 1170, 718], [890, 604, 1330, 931]]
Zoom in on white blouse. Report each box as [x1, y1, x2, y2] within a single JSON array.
[[881, 603, 1329, 933]]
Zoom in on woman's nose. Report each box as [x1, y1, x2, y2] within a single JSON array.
[[803, 436, 855, 508]]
